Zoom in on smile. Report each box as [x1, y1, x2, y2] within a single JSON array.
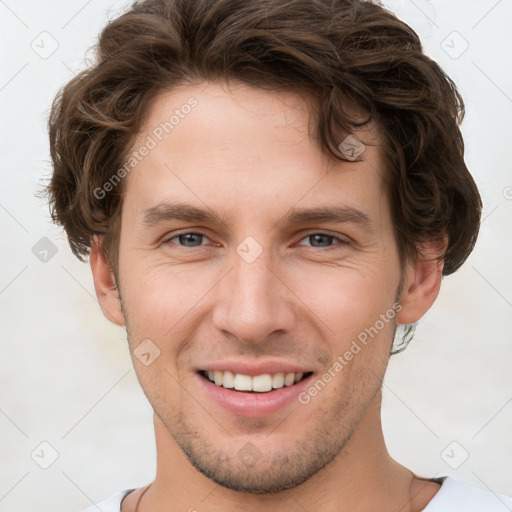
[[199, 370, 313, 393]]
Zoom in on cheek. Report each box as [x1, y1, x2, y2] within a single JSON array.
[[120, 260, 213, 335], [120, 246, 400, 356], [289, 260, 399, 342]]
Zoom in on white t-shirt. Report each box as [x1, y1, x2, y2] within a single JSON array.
[[82, 476, 512, 512]]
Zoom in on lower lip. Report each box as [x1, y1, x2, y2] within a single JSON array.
[[197, 373, 314, 418]]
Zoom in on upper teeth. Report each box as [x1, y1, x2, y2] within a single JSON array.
[[206, 371, 305, 392]]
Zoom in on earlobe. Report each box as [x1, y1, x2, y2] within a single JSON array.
[[89, 236, 125, 327], [396, 236, 447, 325]]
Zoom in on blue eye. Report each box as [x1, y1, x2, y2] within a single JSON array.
[[297, 233, 348, 249], [165, 232, 210, 247], [163, 232, 349, 250]]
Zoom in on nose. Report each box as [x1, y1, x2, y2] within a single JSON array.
[[212, 245, 295, 345]]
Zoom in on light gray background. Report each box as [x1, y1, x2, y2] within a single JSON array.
[[1, 0, 511, 510]]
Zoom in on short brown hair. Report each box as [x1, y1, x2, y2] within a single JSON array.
[[45, 0, 482, 281]]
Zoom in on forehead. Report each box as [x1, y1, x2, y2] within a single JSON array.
[[122, 80, 387, 226]]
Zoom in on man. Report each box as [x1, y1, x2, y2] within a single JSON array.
[[45, 0, 511, 510]]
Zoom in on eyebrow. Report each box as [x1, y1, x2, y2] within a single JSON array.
[[141, 202, 221, 226], [140, 202, 373, 231]]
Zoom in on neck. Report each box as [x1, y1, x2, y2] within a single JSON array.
[[132, 392, 439, 512]]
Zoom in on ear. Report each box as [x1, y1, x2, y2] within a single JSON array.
[[89, 235, 125, 327], [396, 236, 448, 325]]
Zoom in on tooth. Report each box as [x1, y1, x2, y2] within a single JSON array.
[[253, 374, 272, 392], [284, 373, 295, 386], [272, 372, 285, 389], [214, 370, 224, 386], [205, 370, 308, 391], [223, 370, 235, 389], [234, 373, 252, 391]]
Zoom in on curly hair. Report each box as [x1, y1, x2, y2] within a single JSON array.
[[45, 0, 482, 291]]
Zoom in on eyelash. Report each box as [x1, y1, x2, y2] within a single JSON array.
[[162, 231, 350, 251]]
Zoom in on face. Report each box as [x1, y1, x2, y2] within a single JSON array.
[[94, 80, 429, 493]]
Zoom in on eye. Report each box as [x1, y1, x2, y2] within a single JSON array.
[[162, 231, 350, 251], [296, 232, 349, 249], [164, 232, 211, 248]]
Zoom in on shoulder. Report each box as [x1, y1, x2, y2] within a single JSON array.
[[80, 489, 134, 512], [423, 476, 512, 511]]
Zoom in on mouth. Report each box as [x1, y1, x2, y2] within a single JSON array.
[[198, 370, 314, 393]]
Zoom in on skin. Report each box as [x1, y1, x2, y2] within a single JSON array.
[[90, 80, 446, 512]]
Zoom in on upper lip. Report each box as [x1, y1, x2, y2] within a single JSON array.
[[198, 359, 313, 376]]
